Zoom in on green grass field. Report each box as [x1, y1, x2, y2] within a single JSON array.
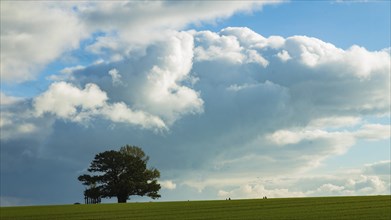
[[1, 196, 390, 220]]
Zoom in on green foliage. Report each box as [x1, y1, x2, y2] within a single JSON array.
[[120, 145, 149, 162], [1, 196, 390, 220], [78, 145, 160, 203], [84, 184, 100, 201]]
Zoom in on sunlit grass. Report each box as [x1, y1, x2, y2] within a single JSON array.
[[1, 195, 390, 220]]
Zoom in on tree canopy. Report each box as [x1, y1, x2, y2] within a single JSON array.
[[78, 145, 161, 203]]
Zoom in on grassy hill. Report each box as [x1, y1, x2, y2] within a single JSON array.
[[1, 195, 390, 220]]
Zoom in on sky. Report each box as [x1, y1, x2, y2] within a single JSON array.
[[0, 0, 390, 206]]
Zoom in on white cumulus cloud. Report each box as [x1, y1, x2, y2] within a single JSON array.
[[33, 82, 166, 130], [1, 1, 87, 83], [108, 68, 123, 86], [34, 82, 108, 120], [160, 180, 177, 190]]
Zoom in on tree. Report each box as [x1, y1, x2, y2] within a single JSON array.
[[78, 145, 161, 203], [84, 183, 101, 204]]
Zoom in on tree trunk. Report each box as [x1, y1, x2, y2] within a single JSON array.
[[117, 194, 127, 203]]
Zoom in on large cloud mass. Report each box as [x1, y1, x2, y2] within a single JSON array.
[[1, 1, 390, 206]]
